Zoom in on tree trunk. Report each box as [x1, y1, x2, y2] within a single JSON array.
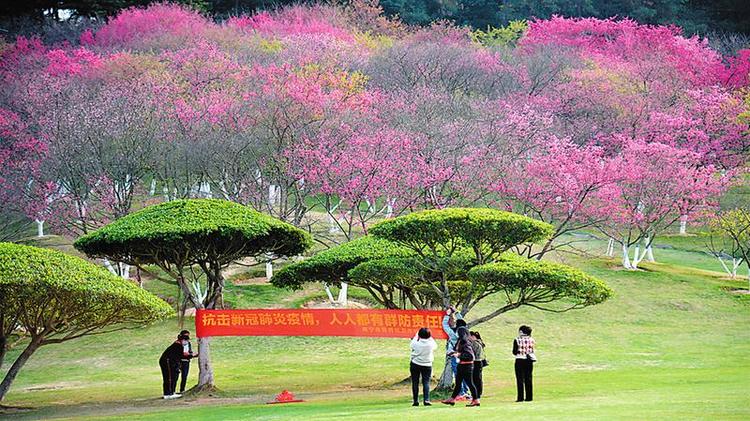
[[621, 243, 633, 269], [606, 238, 615, 257], [0, 335, 6, 369], [35, 220, 44, 238], [337, 282, 348, 306], [196, 336, 214, 388], [645, 245, 655, 262], [436, 355, 453, 390], [0, 337, 42, 402], [679, 215, 687, 235], [265, 261, 273, 280], [324, 283, 336, 304]]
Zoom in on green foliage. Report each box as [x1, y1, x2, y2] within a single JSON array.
[[471, 20, 527, 47], [277, 208, 607, 320], [469, 254, 613, 311], [75, 199, 312, 266], [0, 242, 172, 339], [369, 207, 553, 260], [271, 236, 413, 290]]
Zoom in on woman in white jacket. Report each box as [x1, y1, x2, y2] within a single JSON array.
[[410, 327, 437, 406]]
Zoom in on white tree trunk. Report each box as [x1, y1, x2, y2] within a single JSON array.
[[324, 283, 336, 304], [268, 184, 278, 206], [717, 257, 743, 278], [265, 261, 273, 280], [196, 336, 214, 388], [645, 236, 655, 262], [679, 215, 687, 235], [386, 198, 394, 219], [35, 219, 44, 237], [328, 214, 338, 234], [622, 244, 632, 269], [103, 258, 117, 275], [337, 282, 348, 306], [199, 182, 212, 199], [606, 238, 615, 257], [120, 263, 130, 280], [630, 241, 650, 270], [149, 179, 156, 196], [328, 199, 342, 234]]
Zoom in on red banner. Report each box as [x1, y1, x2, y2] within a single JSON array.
[[195, 309, 448, 339]]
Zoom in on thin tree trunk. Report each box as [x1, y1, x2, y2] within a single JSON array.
[[35, 220, 44, 237], [0, 337, 42, 402], [679, 215, 687, 235], [337, 283, 348, 306], [196, 336, 214, 389], [436, 355, 453, 390], [622, 243, 633, 269], [324, 283, 336, 304], [0, 335, 6, 370]]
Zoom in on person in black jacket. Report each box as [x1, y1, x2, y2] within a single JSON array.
[[177, 330, 198, 394], [441, 326, 480, 407], [159, 335, 185, 399]]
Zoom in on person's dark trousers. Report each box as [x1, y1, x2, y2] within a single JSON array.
[[159, 358, 175, 396], [451, 363, 478, 399], [410, 362, 432, 403], [179, 360, 190, 393], [472, 362, 483, 399], [515, 359, 534, 401]]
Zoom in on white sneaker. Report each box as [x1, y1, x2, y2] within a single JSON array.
[[171, 394, 182, 398]]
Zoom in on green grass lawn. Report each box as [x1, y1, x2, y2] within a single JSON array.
[[2, 236, 749, 420]]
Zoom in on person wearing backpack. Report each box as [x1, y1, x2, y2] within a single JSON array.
[[470, 331, 487, 400], [512, 325, 536, 402], [409, 327, 438, 406], [441, 326, 480, 407]]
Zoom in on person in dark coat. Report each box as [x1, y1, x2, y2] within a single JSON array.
[[441, 326, 480, 407], [159, 335, 185, 399], [470, 331, 487, 400], [177, 330, 198, 394]]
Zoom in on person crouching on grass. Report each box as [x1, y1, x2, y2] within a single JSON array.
[[513, 325, 536, 402], [159, 334, 186, 399], [410, 327, 437, 406], [441, 326, 480, 407]]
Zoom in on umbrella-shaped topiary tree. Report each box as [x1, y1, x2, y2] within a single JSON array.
[[0, 242, 172, 402], [74, 199, 312, 391], [273, 207, 612, 388]]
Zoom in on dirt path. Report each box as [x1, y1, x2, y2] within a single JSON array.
[[1, 388, 404, 420]]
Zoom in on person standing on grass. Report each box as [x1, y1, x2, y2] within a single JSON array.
[[442, 326, 480, 407], [442, 306, 470, 399], [159, 334, 185, 399], [470, 331, 487, 400], [178, 330, 198, 394], [513, 325, 536, 402], [410, 327, 438, 406]]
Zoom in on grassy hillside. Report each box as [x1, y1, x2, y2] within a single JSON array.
[[2, 236, 749, 420]]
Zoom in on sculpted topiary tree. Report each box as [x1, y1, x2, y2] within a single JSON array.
[[74, 199, 312, 390], [274, 208, 612, 388], [0, 242, 172, 402]]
